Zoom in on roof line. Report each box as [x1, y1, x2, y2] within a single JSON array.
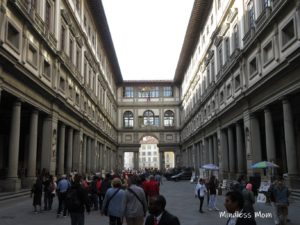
[[88, 0, 123, 84], [173, 0, 213, 85]]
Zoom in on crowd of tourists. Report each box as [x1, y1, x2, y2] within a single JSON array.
[[194, 174, 290, 225], [30, 168, 178, 225]]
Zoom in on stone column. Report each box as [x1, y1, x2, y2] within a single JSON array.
[[5, 101, 21, 191], [213, 135, 218, 165], [208, 137, 213, 163], [220, 129, 229, 177], [57, 124, 65, 176], [228, 126, 235, 178], [195, 144, 199, 174], [100, 144, 104, 171], [236, 122, 245, 175], [66, 128, 73, 174], [82, 135, 87, 174], [203, 139, 208, 164], [24, 110, 39, 187], [86, 137, 91, 174], [90, 139, 94, 173], [282, 99, 298, 177], [250, 114, 262, 163], [41, 116, 58, 174], [159, 151, 165, 171], [264, 108, 276, 162], [72, 130, 80, 172]]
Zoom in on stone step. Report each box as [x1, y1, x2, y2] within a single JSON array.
[[0, 189, 30, 201], [290, 189, 300, 205]]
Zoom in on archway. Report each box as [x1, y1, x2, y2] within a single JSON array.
[[139, 136, 159, 170], [164, 151, 175, 169]]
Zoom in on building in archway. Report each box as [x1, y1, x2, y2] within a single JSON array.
[[1, 0, 300, 192], [139, 136, 160, 169]]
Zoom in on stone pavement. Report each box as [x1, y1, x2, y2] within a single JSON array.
[[0, 179, 299, 225]]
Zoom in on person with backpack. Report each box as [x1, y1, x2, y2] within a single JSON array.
[[43, 174, 54, 211], [89, 176, 99, 210], [66, 174, 90, 225], [99, 173, 111, 210], [242, 183, 255, 218], [123, 175, 147, 225], [101, 178, 125, 225]]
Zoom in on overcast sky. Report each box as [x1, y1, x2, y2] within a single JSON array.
[[102, 0, 194, 81]]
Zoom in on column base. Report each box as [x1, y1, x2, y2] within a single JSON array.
[[286, 175, 300, 189], [21, 177, 36, 189], [0, 178, 21, 192]]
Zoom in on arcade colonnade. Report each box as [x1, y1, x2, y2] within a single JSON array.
[[0, 90, 117, 191]]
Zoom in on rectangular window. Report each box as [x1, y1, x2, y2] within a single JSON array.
[[75, 92, 80, 105], [59, 76, 65, 91], [43, 60, 51, 79], [218, 44, 223, 71], [68, 85, 73, 99], [69, 38, 74, 62], [234, 75, 241, 90], [7, 22, 20, 51], [263, 41, 273, 64], [225, 38, 230, 60], [123, 87, 134, 98], [233, 25, 239, 49], [247, 1, 255, 29], [163, 86, 173, 97], [60, 25, 66, 52], [227, 84, 232, 98], [150, 87, 159, 98], [249, 57, 257, 77], [76, 44, 81, 70], [211, 58, 215, 82], [220, 90, 224, 103], [281, 19, 295, 47], [27, 43, 37, 67], [45, 1, 51, 31]]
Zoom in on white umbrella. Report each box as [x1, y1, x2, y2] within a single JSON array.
[[201, 164, 219, 170]]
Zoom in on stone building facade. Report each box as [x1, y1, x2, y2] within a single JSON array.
[[117, 81, 181, 170], [1, 0, 300, 192], [176, 0, 300, 189], [0, 0, 119, 191]]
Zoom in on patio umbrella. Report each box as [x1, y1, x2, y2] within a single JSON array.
[[251, 161, 279, 169], [202, 164, 219, 170]]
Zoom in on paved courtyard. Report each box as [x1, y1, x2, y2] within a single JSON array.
[[0, 179, 299, 225]]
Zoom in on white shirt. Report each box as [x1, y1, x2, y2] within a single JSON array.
[[154, 212, 163, 224], [195, 183, 207, 197]]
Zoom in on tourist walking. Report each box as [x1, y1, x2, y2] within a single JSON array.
[[99, 173, 111, 210], [31, 176, 43, 213], [123, 175, 147, 225], [242, 183, 255, 217], [145, 195, 180, 225], [66, 174, 90, 225], [101, 178, 125, 225], [270, 177, 290, 225], [143, 175, 159, 200], [208, 175, 219, 211], [57, 174, 71, 217], [224, 191, 256, 225], [195, 178, 207, 213]]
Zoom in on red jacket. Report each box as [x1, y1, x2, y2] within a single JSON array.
[[144, 180, 159, 197]]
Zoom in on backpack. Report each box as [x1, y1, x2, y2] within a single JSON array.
[[65, 188, 81, 211]]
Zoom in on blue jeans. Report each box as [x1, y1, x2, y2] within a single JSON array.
[[70, 212, 85, 225]]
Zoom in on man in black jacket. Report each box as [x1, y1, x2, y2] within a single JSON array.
[[145, 195, 180, 225], [224, 191, 256, 225], [66, 174, 90, 225]]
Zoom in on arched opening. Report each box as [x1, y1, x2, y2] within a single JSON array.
[[139, 136, 159, 169], [164, 151, 175, 169]]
